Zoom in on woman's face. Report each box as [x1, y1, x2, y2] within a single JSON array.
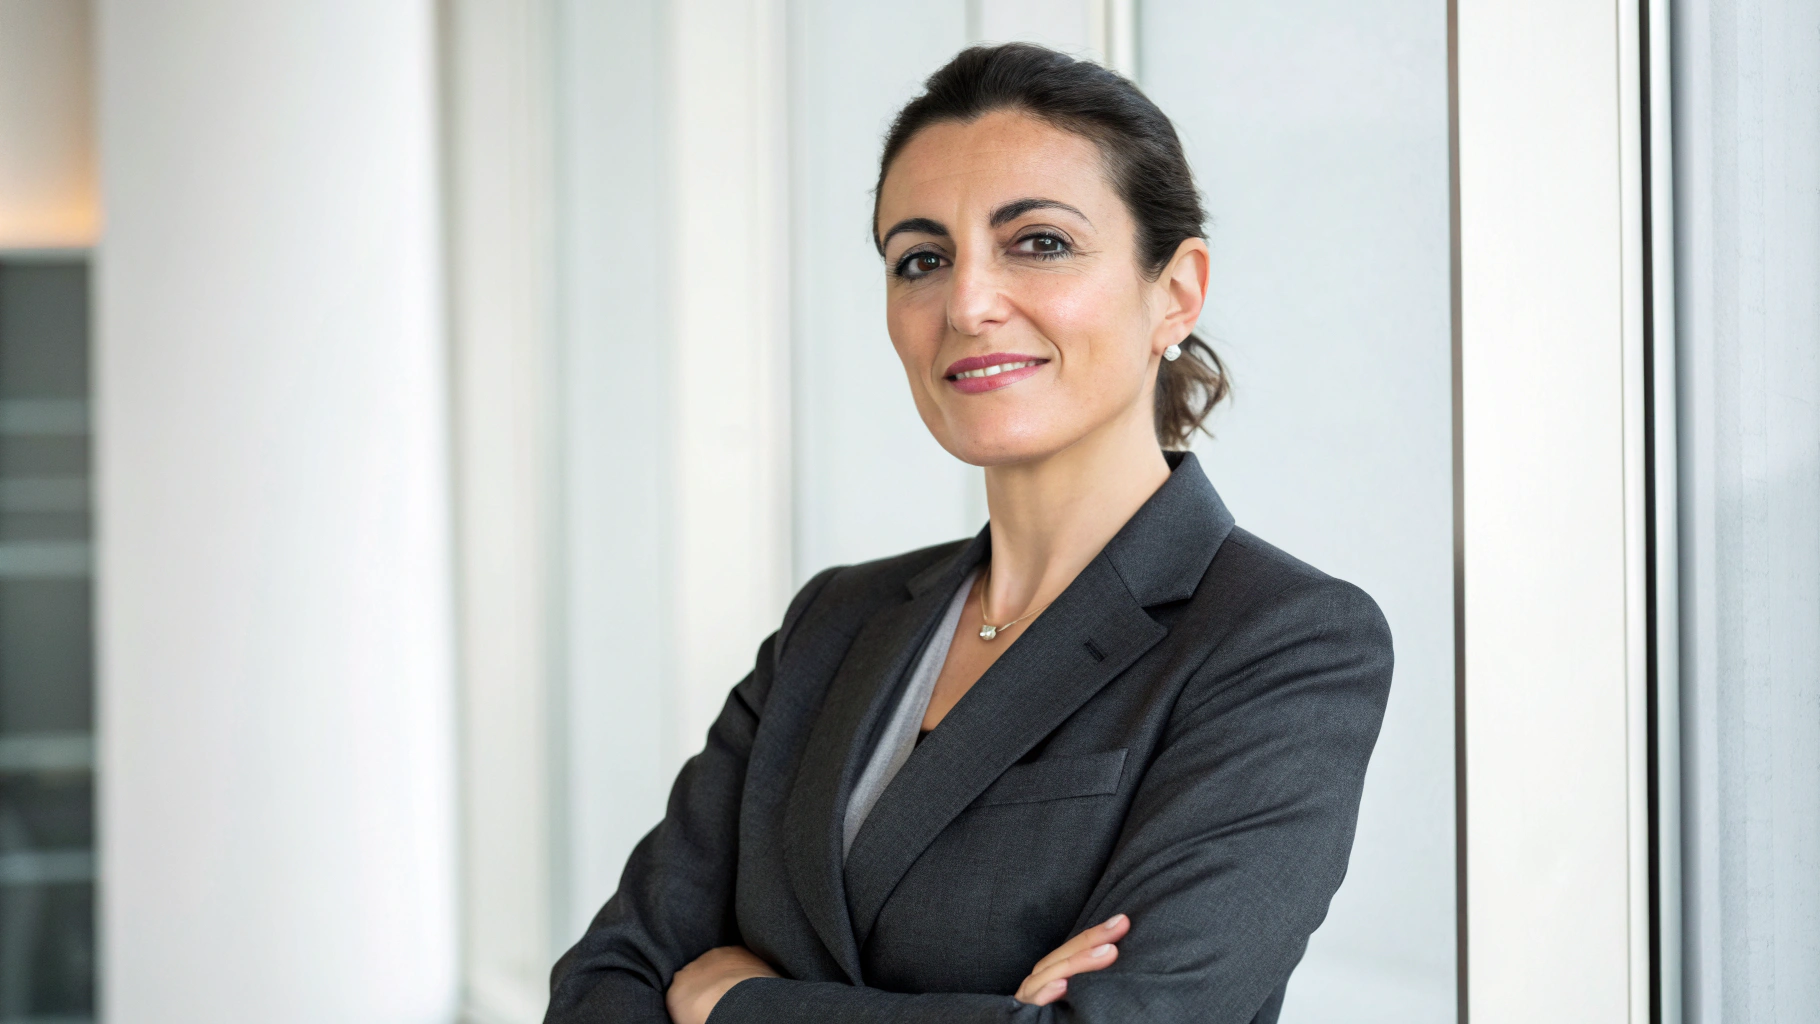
[[875, 109, 1206, 467]]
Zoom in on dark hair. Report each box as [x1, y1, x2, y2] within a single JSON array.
[[874, 43, 1230, 449]]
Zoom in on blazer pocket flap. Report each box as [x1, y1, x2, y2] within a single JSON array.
[[973, 749, 1129, 808]]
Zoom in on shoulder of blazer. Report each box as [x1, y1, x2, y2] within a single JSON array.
[[1187, 524, 1394, 682], [1205, 526, 1340, 604], [1184, 525, 1392, 661], [773, 536, 973, 670]]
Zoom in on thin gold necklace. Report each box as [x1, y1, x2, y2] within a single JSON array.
[[977, 562, 1048, 641]]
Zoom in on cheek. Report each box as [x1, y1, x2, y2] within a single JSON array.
[[889, 282, 947, 337], [885, 290, 947, 390], [1025, 274, 1150, 376], [1026, 276, 1111, 328]]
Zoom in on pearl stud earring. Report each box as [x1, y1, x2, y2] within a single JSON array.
[[1163, 343, 1182, 362]]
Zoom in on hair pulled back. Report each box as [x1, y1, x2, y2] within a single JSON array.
[[875, 43, 1230, 449]]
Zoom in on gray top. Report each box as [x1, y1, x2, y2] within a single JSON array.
[[842, 568, 977, 858]]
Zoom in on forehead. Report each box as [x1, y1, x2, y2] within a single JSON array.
[[878, 109, 1116, 223]]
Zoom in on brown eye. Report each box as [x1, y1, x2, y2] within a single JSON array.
[[895, 251, 948, 279], [1015, 233, 1070, 258]]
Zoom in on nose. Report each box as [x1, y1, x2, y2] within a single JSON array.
[[945, 251, 1013, 337]]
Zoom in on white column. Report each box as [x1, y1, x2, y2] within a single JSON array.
[[668, 0, 793, 758], [444, 1, 559, 1021], [95, 3, 457, 1021], [1456, 0, 1651, 1020]]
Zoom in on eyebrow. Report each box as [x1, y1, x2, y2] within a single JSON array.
[[876, 198, 1093, 254], [878, 217, 948, 253], [989, 197, 1091, 227]]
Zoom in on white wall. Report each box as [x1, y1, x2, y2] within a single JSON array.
[[95, 3, 457, 1021], [970, 0, 1132, 70], [549, 0, 674, 954], [1142, 4, 1457, 1020], [547, 0, 794, 964]]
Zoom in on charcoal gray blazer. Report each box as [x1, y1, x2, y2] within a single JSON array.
[[546, 452, 1393, 1023]]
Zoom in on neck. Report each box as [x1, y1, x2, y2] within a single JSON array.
[[980, 405, 1173, 621]]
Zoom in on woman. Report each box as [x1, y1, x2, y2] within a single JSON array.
[[548, 43, 1392, 1024]]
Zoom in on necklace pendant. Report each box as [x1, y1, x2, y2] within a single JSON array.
[[978, 624, 999, 641]]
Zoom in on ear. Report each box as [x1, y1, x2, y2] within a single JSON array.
[[1151, 237, 1210, 356]]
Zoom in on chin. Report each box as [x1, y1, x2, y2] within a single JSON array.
[[929, 409, 1081, 468]]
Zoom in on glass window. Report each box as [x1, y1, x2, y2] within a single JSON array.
[[0, 257, 94, 1021]]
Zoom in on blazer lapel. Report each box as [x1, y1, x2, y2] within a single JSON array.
[[840, 555, 1165, 948], [781, 537, 984, 985], [840, 452, 1236, 949]]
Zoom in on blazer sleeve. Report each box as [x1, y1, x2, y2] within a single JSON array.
[[706, 576, 1394, 1024], [544, 567, 842, 1024]]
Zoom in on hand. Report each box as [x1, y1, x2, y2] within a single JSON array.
[[666, 945, 780, 1024], [1014, 913, 1130, 1006]]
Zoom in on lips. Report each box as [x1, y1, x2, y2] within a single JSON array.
[[943, 352, 1049, 393]]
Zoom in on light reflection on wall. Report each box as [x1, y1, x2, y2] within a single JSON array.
[[0, 1, 98, 249]]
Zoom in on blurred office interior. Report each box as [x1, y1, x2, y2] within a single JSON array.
[[0, 1, 1814, 1022]]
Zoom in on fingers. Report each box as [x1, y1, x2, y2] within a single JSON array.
[[1024, 977, 1069, 1006], [1015, 914, 1129, 1004], [1029, 914, 1129, 976], [1016, 941, 1121, 1004]]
